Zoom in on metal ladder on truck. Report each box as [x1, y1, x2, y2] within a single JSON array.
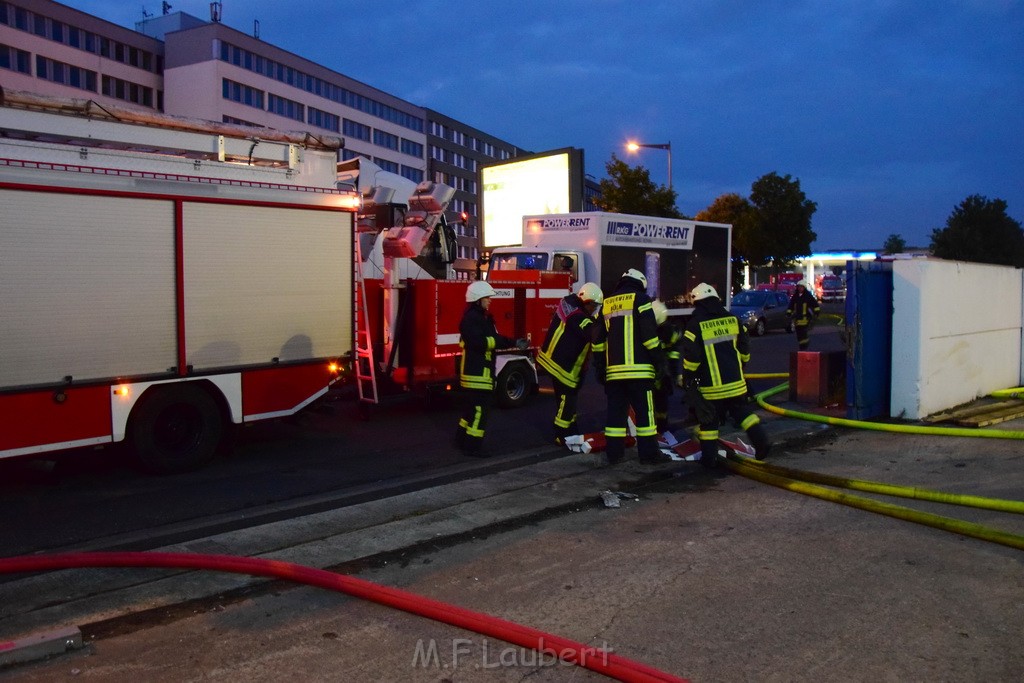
[[353, 227, 378, 407]]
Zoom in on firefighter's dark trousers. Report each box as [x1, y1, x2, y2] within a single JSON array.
[[794, 320, 812, 350], [694, 395, 771, 465], [551, 377, 580, 442], [653, 379, 673, 434], [604, 379, 659, 463], [457, 388, 493, 454]]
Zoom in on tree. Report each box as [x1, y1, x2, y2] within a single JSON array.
[[748, 172, 817, 269], [930, 195, 1024, 267], [593, 154, 682, 218], [882, 233, 907, 254], [696, 193, 758, 293]]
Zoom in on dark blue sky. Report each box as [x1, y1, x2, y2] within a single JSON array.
[[76, 0, 1024, 251]]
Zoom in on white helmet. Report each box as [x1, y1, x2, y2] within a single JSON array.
[[651, 300, 668, 325], [797, 280, 811, 290], [577, 282, 604, 306], [622, 268, 647, 289], [690, 282, 719, 301], [466, 280, 497, 302]]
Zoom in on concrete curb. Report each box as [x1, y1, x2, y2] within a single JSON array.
[[0, 627, 82, 668], [0, 417, 824, 667]]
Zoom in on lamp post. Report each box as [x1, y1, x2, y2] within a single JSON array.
[[626, 141, 672, 191]]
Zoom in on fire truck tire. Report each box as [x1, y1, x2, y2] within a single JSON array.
[[129, 384, 224, 474], [496, 362, 532, 409]]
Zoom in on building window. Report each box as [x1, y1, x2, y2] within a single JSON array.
[[400, 165, 424, 183], [308, 107, 340, 132], [374, 158, 399, 174], [102, 75, 153, 106], [217, 39, 424, 133], [223, 115, 260, 127], [222, 78, 264, 110], [0, 2, 158, 72], [343, 118, 371, 142], [400, 138, 424, 158], [0, 43, 30, 74], [268, 93, 304, 122], [373, 129, 398, 151], [36, 55, 98, 92]]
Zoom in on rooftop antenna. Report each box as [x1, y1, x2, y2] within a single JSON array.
[[210, 2, 222, 22], [141, 7, 152, 20], [161, 1, 172, 14], [253, 19, 260, 39]]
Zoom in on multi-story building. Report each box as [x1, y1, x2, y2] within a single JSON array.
[[426, 109, 530, 273], [0, 0, 529, 276], [0, 0, 164, 110]]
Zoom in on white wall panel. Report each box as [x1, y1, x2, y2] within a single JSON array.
[[891, 259, 1023, 419]]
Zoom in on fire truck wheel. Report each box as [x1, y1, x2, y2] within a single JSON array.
[[496, 362, 532, 409], [129, 384, 224, 474]]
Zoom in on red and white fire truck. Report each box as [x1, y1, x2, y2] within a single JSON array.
[[338, 158, 568, 412], [0, 91, 564, 473]]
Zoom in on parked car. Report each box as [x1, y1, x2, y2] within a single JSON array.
[[730, 289, 794, 336]]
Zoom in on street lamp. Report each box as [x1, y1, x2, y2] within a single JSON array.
[[625, 140, 672, 191]]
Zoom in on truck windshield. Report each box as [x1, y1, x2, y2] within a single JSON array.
[[490, 253, 549, 271]]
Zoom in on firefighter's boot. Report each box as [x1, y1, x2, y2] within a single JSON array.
[[747, 423, 772, 460], [699, 438, 720, 468]]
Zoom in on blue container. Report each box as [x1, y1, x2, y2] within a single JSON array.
[[845, 260, 893, 420]]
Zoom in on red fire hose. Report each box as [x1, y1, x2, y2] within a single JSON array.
[[0, 552, 688, 683]]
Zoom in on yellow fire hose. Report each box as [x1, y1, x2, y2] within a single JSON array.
[[990, 387, 1024, 399], [754, 381, 1024, 440], [723, 454, 1024, 552], [708, 379, 1024, 551], [737, 457, 1024, 515]]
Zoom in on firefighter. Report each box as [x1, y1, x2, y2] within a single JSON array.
[[537, 282, 604, 445], [786, 280, 821, 350], [455, 280, 524, 457], [651, 300, 682, 445], [681, 282, 771, 467], [593, 269, 668, 465]]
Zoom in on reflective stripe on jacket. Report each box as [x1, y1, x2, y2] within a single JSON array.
[[594, 281, 662, 382], [537, 294, 595, 389], [787, 290, 821, 326], [682, 299, 750, 400], [459, 303, 513, 391]]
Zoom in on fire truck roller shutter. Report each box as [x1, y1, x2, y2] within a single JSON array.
[[181, 202, 353, 371], [0, 191, 177, 387]]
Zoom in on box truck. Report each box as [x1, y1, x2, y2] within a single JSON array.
[[487, 212, 732, 315]]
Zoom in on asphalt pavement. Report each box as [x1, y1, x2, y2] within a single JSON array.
[[2, 390, 1023, 682]]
